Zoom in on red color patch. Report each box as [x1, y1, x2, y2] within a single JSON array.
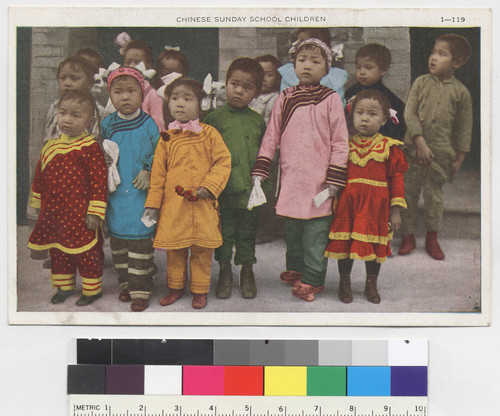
[[224, 366, 263, 396]]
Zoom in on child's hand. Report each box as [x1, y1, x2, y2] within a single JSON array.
[[413, 135, 434, 166], [451, 151, 466, 175], [103, 151, 113, 168], [328, 184, 342, 197], [143, 208, 159, 222], [85, 214, 102, 230], [196, 187, 212, 199], [133, 170, 150, 190], [388, 206, 402, 232]]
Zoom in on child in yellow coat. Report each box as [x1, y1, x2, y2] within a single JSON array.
[[144, 77, 231, 309]]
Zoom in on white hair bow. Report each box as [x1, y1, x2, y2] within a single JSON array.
[[156, 72, 183, 99], [201, 73, 226, 111], [332, 43, 344, 62], [114, 32, 132, 56], [94, 62, 121, 87], [134, 61, 156, 80], [164, 45, 181, 51]]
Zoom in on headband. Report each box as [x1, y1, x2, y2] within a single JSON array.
[[107, 66, 145, 95], [289, 38, 333, 70]]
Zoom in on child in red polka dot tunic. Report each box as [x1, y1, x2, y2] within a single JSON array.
[[28, 90, 108, 306]]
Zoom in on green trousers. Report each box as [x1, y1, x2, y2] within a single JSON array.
[[214, 206, 259, 265], [285, 215, 332, 287]]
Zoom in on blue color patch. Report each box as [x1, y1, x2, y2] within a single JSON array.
[[347, 367, 391, 396]]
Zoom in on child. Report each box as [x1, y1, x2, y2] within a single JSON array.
[[278, 27, 349, 107], [204, 57, 267, 300], [28, 90, 108, 306], [102, 66, 160, 312], [107, 38, 166, 131], [345, 43, 406, 141], [144, 77, 231, 309], [252, 38, 349, 302], [250, 54, 281, 124], [398, 34, 473, 260], [325, 90, 408, 304]]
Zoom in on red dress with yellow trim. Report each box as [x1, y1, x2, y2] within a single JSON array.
[[28, 132, 108, 254], [325, 133, 408, 263]]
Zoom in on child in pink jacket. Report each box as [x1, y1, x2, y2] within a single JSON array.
[[252, 38, 349, 302]]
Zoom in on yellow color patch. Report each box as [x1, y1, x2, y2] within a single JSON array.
[[264, 366, 307, 396]]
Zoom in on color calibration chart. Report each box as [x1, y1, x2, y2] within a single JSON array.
[[69, 339, 428, 416]]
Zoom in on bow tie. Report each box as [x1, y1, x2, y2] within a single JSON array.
[[168, 119, 202, 133]]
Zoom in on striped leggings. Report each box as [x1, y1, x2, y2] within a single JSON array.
[[110, 237, 155, 300]]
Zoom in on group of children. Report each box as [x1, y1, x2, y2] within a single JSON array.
[[27, 29, 473, 311]]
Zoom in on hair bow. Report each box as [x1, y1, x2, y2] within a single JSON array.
[[164, 45, 181, 51], [156, 72, 183, 99], [331, 43, 344, 62], [114, 32, 132, 56], [389, 108, 399, 125], [134, 61, 156, 80], [200, 73, 226, 111]]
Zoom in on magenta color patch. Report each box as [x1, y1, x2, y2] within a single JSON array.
[[183, 366, 224, 395]]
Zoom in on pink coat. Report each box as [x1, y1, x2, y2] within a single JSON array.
[[255, 85, 349, 219], [142, 82, 165, 131]]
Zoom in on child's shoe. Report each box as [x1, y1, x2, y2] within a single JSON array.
[[192, 294, 207, 309], [292, 282, 324, 302], [160, 289, 184, 306], [364, 275, 380, 304], [118, 288, 132, 302], [50, 288, 75, 304], [398, 234, 416, 255], [76, 292, 103, 306], [338, 274, 352, 303], [425, 231, 445, 260], [131, 298, 149, 312], [280, 270, 302, 286], [240, 264, 256, 298], [216, 261, 233, 299]]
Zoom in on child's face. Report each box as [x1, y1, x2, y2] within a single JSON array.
[[58, 64, 93, 94], [124, 48, 151, 69], [428, 40, 460, 81], [158, 57, 185, 78], [259, 61, 279, 94], [168, 84, 200, 123], [109, 76, 143, 115], [57, 99, 95, 137], [225, 69, 258, 109], [294, 47, 327, 85], [352, 98, 387, 137], [355, 57, 387, 87]]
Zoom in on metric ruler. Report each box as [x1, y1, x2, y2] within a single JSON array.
[[69, 395, 428, 416]]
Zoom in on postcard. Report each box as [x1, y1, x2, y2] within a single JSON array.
[[8, 7, 491, 326]]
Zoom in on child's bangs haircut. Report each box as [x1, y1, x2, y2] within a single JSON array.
[[57, 56, 94, 82], [436, 33, 472, 65], [255, 54, 280, 68], [349, 89, 391, 122], [124, 40, 155, 68], [226, 57, 265, 95], [58, 89, 97, 115], [157, 49, 190, 75], [166, 77, 205, 110], [355, 43, 392, 71]]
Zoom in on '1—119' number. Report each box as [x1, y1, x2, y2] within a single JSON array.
[[441, 17, 466, 22]]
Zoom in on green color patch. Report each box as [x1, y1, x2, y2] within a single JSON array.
[[307, 366, 346, 396]]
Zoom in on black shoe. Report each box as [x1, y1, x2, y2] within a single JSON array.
[[76, 292, 103, 306], [50, 289, 75, 304]]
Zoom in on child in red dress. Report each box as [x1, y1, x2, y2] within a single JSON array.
[[324, 90, 408, 304]]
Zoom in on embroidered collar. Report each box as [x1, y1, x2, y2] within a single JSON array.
[[349, 133, 404, 167]]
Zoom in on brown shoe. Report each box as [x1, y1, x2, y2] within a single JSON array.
[[425, 231, 445, 260], [240, 264, 257, 299], [398, 234, 416, 255], [364, 274, 380, 304], [279, 270, 302, 286], [338, 274, 352, 303], [160, 289, 184, 306], [118, 289, 132, 302], [131, 298, 149, 312], [192, 294, 207, 309]]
